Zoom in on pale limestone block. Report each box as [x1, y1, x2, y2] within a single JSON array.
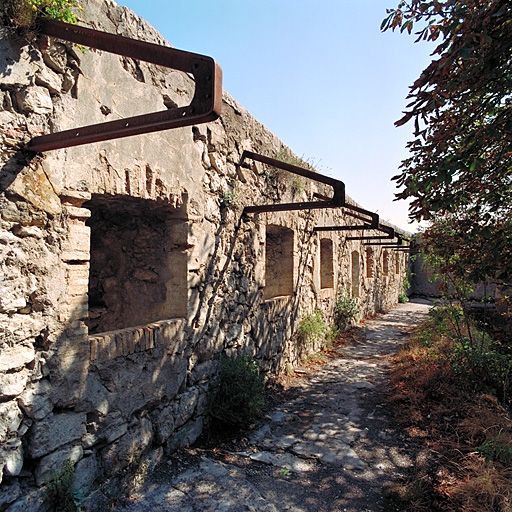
[[66, 281, 89, 298], [11, 225, 43, 238], [8, 165, 61, 216], [41, 41, 68, 74], [2, 439, 23, 476], [0, 344, 35, 372], [18, 380, 53, 420], [89, 338, 98, 361], [0, 291, 26, 315], [101, 417, 152, 472], [35, 66, 62, 94], [153, 405, 175, 444], [60, 248, 90, 263], [0, 28, 41, 87], [209, 152, 227, 174], [59, 190, 92, 207], [74, 454, 99, 493], [174, 387, 199, 428], [0, 402, 23, 442], [66, 263, 90, 280], [15, 86, 52, 115], [64, 206, 91, 219], [0, 370, 29, 399]]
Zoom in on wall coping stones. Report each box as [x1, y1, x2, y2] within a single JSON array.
[[89, 318, 186, 364]]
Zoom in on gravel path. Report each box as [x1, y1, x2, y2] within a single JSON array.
[[115, 300, 431, 512]]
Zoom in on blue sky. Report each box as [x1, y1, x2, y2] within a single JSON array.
[[119, 0, 437, 232]]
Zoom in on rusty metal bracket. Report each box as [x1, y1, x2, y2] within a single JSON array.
[[28, 19, 222, 152], [346, 224, 395, 241], [313, 208, 379, 233], [311, 193, 379, 231], [364, 235, 408, 248], [240, 151, 345, 214], [395, 242, 417, 253]]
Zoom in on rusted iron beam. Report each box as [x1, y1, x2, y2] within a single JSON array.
[[314, 224, 371, 232], [314, 196, 373, 224], [241, 151, 345, 214], [364, 234, 407, 247], [346, 224, 395, 241], [345, 210, 375, 223], [311, 193, 379, 231], [364, 242, 405, 247], [313, 211, 379, 232], [395, 246, 417, 253], [28, 19, 222, 152]]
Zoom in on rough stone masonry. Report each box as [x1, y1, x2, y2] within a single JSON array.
[[0, 0, 408, 509]]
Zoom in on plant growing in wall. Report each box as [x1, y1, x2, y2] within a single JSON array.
[[298, 309, 327, 347], [208, 354, 265, 430], [334, 292, 360, 331], [45, 460, 84, 512], [267, 148, 315, 197], [0, 0, 80, 29], [219, 179, 239, 210], [399, 272, 411, 303]]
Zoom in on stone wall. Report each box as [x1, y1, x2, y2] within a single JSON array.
[[410, 253, 497, 299], [0, 1, 408, 508]]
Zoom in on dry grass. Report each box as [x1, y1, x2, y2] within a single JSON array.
[[387, 312, 512, 512], [448, 455, 512, 512]]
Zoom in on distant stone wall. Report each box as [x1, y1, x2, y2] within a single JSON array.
[[410, 254, 497, 299], [0, 1, 408, 509]]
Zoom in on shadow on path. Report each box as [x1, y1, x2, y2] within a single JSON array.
[[114, 300, 432, 512]]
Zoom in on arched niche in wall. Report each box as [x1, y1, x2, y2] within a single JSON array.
[[263, 224, 294, 300], [84, 194, 188, 334], [351, 250, 360, 298], [365, 247, 375, 278], [320, 238, 334, 289], [383, 249, 390, 276]]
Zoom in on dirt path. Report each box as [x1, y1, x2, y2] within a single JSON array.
[[114, 300, 431, 512]]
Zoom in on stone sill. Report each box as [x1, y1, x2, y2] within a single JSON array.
[[262, 295, 293, 304], [318, 287, 335, 299], [89, 318, 185, 364]]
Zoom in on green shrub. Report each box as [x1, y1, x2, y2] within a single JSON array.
[[453, 339, 512, 405], [209, 354, 265, 429], [45, 460, 83, 512], [290, 176, 305, 197], [477, 434, 512, 464], [1, 0, 80, 28], [398, 272, 411, 303], [297, 309, 326, 346], [422, 306, 512, 406], [325, 323, 341, 348], [334, 293, 359, 331], [219, 189, 236, 209], [398, 292, 409, 303]]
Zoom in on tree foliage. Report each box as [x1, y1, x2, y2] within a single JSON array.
[[420, 213, 512, 283], [382, 0, 512, 282]]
